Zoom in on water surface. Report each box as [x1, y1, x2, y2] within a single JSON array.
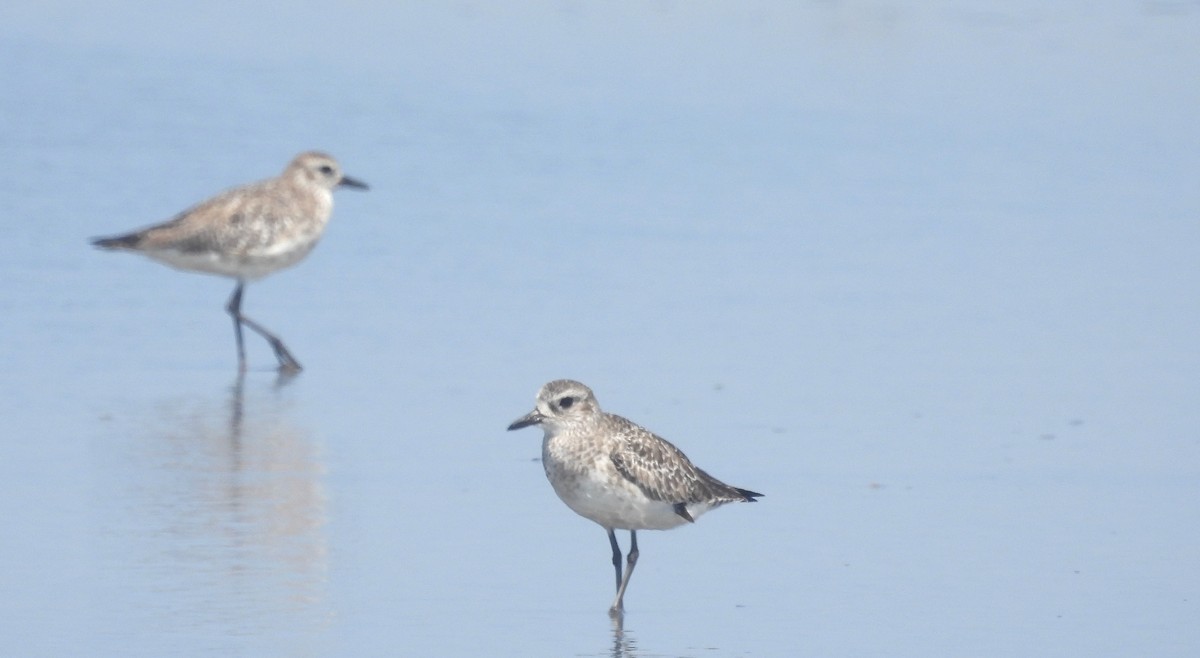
[[1, 2, 1197, 656]]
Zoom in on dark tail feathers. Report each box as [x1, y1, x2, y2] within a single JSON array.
[[736, 488, 763, 502], [91, 233, 141, 250]]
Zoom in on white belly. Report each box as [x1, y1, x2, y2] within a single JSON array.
[[544, 453, 697, 531], [144, 239, 319, 280]]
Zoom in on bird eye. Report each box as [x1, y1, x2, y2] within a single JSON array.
[[318, 165, 335, 176], [559, 396, 575, 409]]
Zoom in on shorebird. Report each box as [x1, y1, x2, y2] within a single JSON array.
[[91, 151, 367, 372], [507, 379, 762, 615]]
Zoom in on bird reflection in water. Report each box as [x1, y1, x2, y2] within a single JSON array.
[[226, 368, 299, 456], [609, 614, 638, 658], [125, 370, 329, 639]]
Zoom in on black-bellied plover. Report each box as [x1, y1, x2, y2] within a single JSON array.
[[507, 379, 762, 615], [91, 151, 368, 372]]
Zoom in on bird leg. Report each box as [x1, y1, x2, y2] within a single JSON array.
[[610, 530, 639, 615], [608, 528, 623, 592], [226, 283, 248, 370], [225, 282, 302, 373]]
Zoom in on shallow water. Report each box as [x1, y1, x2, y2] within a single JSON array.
[[1, 2, 1198, 656]]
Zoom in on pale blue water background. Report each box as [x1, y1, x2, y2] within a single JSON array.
[[1, 2, 1198, 656]]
